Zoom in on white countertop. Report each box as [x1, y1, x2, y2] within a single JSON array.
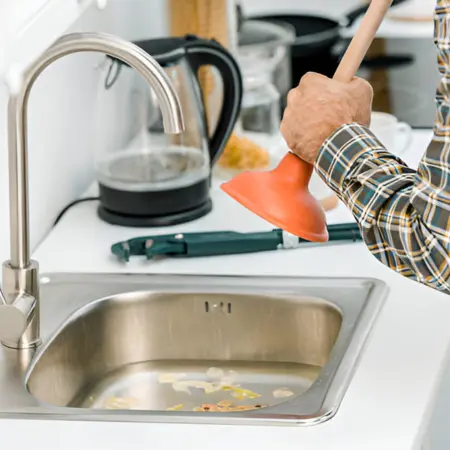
[[1, 130, 450, 450]]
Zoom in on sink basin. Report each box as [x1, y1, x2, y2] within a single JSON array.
[[0, 273, 387, 426], [28, 292, 341, 412]]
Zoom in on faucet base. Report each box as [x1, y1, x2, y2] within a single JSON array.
[[1, 260, 41, 349]]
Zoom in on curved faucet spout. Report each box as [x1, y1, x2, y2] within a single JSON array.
[[1, 32, 184, 349], [8, 31, 184, 270]]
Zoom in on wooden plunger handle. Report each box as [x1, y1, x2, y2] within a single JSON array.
[[320, 0, 392, 211], [334, 0, 393, 83]]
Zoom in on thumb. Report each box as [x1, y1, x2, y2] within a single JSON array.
[[348, 77, 373, 103]]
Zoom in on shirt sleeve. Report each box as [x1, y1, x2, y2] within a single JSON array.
[[314, 0, 450, 294]]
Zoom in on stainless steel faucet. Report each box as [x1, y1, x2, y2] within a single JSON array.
[[0, 32, 184, 349]]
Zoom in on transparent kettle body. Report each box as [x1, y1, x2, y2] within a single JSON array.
[[93, 57, 210, 193]]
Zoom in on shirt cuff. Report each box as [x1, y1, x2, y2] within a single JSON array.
[[314, 123, 389, 194]]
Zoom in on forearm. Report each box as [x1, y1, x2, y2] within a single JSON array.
[[315, 124, 450, 293], [313, 0, 450, 293]]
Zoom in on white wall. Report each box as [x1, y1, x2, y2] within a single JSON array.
[[386, 38, 439, 128], [241, 0, 439, 128], [0, 0, 169, 261], [239, 0, 361, 19]]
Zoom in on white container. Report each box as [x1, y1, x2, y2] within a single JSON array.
[[370, 111, 413, 157]]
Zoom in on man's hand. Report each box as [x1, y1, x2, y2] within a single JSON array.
[[280, 72, 373, 164]]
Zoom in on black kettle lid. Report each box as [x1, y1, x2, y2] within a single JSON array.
[[105, 34, 225, 69], [132, 35, 198, 64]]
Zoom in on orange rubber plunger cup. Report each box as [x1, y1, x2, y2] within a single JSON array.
[[222, 153, 328, 241], [221, 0, 393, 241]]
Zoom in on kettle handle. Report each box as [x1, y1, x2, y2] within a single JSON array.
[[185, 39, 243, 166]]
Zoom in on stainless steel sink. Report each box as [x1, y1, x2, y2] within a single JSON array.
[[0, 273, 387, 426]]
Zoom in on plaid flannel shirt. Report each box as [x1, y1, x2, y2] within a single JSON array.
[[315, 0, 450, 294]]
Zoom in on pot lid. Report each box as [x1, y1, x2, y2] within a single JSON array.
[[238, 19, 295, 50]]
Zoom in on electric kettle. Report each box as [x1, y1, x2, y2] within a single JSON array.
[[93, 35, 243, 227]]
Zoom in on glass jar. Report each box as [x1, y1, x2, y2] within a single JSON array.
[[238, 19, 295, 108], [240, 73, 281, 136]]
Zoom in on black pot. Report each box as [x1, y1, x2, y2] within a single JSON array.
[[249, 0, 411, 90]]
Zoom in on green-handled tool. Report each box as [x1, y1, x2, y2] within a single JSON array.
[[111, 223, 362, 262]]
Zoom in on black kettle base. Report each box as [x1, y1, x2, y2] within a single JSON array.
[[97, 199, 213, 228]]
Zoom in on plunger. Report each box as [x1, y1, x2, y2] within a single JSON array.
[[221, 0, 393, 241]]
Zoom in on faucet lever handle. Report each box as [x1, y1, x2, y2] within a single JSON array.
[[0, 293, 36, 342]]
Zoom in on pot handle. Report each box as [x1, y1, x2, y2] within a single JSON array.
[[236, 1, 244, 33], [185, 37, 243, 166], [344, 0, 409, 28], [360, 54, 414, 69]]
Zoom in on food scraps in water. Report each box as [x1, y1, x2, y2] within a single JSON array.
[[166, 403, 184, 411], [158, 373, 186, 384], [171, 380, 223, 395], [193, 400, 266, 412], [206, 367, 238, 386], [158, 369, 260, 399], [229, 386, 261, 400], [272, 388, 294, 398], [217, 400, 232, 408], [170, 378, 261, 399], [171, 381, 192, 395], [206, 367, 224, 379], [104, 396, 138, 409]]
